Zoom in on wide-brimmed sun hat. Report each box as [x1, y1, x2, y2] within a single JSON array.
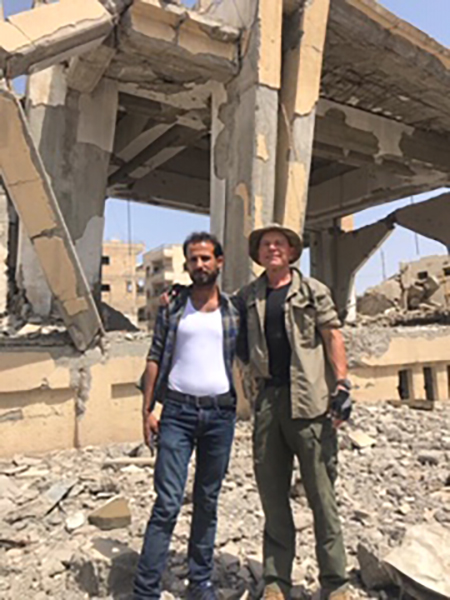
[[249, 223, 303, 265]]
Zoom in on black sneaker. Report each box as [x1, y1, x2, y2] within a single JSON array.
[[186, 581, 218, 600]]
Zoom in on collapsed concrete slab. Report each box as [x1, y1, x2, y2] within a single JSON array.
[[0, 0, 113, 79], [0, 87, 103, 351]]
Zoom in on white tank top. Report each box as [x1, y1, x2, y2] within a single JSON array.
[[168, 297, 230, 396]]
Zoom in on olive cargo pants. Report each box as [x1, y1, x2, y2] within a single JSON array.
[[253, 384, 347, 595]]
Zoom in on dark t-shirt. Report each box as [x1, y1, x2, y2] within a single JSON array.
[[264, 283, 291, 383]]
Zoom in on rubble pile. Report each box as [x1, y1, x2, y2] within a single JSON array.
[[356, 255, 450, 326], [1, 402, 450, 600]]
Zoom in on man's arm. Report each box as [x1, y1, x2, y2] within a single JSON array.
[[320, 327, 347, 382], [142, 360, 160, 448], [142, 305, 168, 447], [320, 327, 352, 426]]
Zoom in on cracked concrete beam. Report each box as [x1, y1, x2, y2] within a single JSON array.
[[67, 37, 116, 94], [306, 165, 448, 224], [0, 88, 103, 351], [108, 124, 205, 186], [114, 169, 210, 214], [274, 0, 331, 233], [393, 193, 450, 252], [334, 221, 393, 318], [310, 220, 393, 318], [315, 99, 450, 175], [121, 0, 240, 84], [0, 0, 113, 79]]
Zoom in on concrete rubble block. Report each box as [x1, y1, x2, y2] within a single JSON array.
[[0, 0, 113, 79], [383, 523, 450, 599], [347, 430, 377, 450], [70, 537, 139, 597], [0, 87, 103, 351], [65, 511, 86, 533], [88, 496, 132, 530], [102, 456, 155, 470], [123, 0, 240, 83], [357, 278, 402, 317]]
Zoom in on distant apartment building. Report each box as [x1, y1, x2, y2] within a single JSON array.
[[101, 240, 145, 322], [140, 244, 190, 324]]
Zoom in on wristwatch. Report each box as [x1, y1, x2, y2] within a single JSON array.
[[336, 378, 352, 390]]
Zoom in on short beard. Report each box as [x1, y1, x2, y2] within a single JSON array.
[[191, 269, 219, 287]]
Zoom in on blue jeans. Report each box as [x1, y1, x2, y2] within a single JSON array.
[[133, 398, 236, 599]]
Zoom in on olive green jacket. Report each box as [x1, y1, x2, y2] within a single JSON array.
[[236, 268, 341, 419]]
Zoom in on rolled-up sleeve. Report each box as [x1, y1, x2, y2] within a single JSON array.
[[311, 280, 342, 329], [147, 306, 168, 363]]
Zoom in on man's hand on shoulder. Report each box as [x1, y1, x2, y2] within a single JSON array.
[[159, 283, 185, 307]]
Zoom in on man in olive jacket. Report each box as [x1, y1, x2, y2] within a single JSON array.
[[162, 224, 352, 600], [235, 224, 351, 600]]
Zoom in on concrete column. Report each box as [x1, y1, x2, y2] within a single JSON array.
[[411, 367, 424, 401], [310, 220, 393, 319], [210, 0, 283, 292], [16, 65, 118, 315], [274, 0, 331, 233], [435, 364, 449, 402], [0, 182, 9, 314]]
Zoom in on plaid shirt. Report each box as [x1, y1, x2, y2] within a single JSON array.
[[147, 286, 244, 407]]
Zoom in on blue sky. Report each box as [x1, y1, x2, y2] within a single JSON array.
[[4, 0, 449, 292]]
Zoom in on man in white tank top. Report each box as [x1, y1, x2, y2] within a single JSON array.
[[134, 233, 244, 600]]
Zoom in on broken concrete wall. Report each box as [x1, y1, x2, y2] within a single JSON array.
[[357, 278, 402, 317], [358, 255, 450, 318], [0, 0, 113, 79], [0, 86, 103, 351], [16, 65, 118, 316], [0, 335, 149, 457], [345, 325, 450, 404], [400, 255, 450, 309]]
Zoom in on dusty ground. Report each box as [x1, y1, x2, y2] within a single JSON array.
[[1, 401, 449, 599]]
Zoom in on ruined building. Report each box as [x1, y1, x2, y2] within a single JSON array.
[[1, 0, 450, 456]]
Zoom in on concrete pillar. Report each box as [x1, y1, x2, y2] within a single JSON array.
[[0, 182, 9, 314], [210, 0, 283, 292], [16, 65, 118, 315], [411, 366, 424, 401], [310, 220, 393, 319], [435, 364, 449, 401], [274, 0, 331, 233]]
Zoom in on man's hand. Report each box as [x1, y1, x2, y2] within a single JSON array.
[[143, 411, 160, 454], [329, 385, 352, 428], [159, 283, 184, 307]]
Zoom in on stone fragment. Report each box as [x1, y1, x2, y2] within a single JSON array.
[[102, 457, 155, 469], [294, 512, 313, 531], [247, 557, 263, 582], [0, 474, 20, 499], [88, 496, 131, 530], [65, 511, 85, 532], [357, 543, 392, 590], [347, 430, 376, 449], [44, 479, 78, 514], [417, 451, 441, 466], [383, 523, 450, 598], [70, 537, 139, 597]]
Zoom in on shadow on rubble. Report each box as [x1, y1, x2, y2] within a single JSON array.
[[100, 302, 140, 332], [73, 545, 402, 600], [72, 542, 264, 599]]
